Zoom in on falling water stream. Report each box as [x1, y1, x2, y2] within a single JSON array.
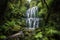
[[26, 6, 39, 29]]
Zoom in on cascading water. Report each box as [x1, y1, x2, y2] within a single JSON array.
[[26, 6, 39, 29]]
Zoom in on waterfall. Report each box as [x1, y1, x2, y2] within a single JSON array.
[[26, 6, 39, 29]]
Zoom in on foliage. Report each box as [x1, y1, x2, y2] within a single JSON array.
[[0, 35, 6, 39], [34, 27, 59, 40], [0, 0, 60, 40]]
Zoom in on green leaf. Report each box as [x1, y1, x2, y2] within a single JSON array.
[[35, 32, 43, 38], [0, 35, 6, 39]]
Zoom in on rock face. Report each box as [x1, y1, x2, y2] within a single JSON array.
[[26, 6, 39, 29]]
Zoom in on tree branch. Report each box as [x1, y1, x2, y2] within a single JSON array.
[[42, 0, 51, 26], [4, 31, 24, 40]]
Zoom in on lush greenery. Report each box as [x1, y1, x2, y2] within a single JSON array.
[[0, 0, 60, 40]]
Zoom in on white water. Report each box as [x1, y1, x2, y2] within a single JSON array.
[[26, 6, 39, 29]]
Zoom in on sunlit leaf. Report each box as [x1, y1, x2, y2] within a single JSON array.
[[35, 32, 43, 38]]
